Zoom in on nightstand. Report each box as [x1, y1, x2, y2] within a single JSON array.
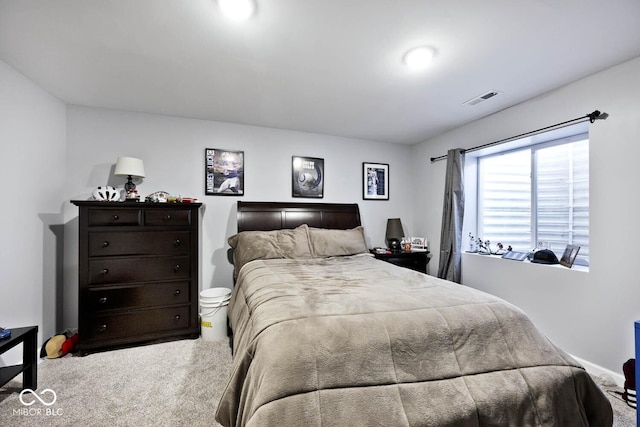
[[371, 250, 430, 273]]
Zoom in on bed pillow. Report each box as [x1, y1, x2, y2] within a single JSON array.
[[308, 226, 368, 257], [228, 224, 313, 276]]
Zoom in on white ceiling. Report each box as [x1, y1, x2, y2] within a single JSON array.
[[1, 0, 639, 144]]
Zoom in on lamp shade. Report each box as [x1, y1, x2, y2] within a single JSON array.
[[385, 218, 404, 243], [114, 157, 145, 178]]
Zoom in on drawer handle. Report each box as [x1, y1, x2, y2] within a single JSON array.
[[102, 241, 110, 247], [174, 239, 181, 246], [100, 268, 109, 276], [174, 289, 181, 296], [98, 297, 108, 304], [174, 265, 181, 272], [164, 214, 172, 221], [98, 324, 107, 332], [174, 315, 181, 321], [112, 215, 119, 221]]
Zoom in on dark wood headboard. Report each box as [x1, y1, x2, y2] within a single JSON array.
[[237, 201, 361, 232]]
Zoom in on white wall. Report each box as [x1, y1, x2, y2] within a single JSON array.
[[0, 60, 66, 366], [62, 106, 415, 327], [411, 56, 640, 375]]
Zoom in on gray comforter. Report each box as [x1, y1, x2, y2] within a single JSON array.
[[215, 254, 612, 426]]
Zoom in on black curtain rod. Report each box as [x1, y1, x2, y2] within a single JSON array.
[[430, 110, 607, 162]]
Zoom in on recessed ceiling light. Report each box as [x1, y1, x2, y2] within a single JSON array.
[[218, 0, 256, 21], [403, 46, 437, 71]]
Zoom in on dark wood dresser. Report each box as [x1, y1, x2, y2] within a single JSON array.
[[72, 200, 202, 354]]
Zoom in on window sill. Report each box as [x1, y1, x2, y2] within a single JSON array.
[[462, 252, 589, 273]]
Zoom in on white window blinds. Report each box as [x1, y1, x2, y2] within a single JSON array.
[[477, 134, 589, 266]]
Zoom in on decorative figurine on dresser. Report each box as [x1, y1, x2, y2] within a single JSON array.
[[71, 199, 202, 355]]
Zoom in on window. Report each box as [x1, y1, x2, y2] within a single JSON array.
[[473, 127, 589, 266]]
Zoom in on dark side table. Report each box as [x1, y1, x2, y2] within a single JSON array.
[[372, 250, 430, 273], [0, 326, 38, 390]]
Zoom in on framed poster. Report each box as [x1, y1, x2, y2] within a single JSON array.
[[560, 244, 580, 268], [363, 162, 389, 200], [292, 156, 324, 198], [205, 148, 244, 196]]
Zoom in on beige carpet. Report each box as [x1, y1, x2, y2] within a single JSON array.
[[0, 337, 635, 426], [0, 338, 231, 426]]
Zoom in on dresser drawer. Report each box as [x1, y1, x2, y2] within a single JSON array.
[[88, 208, 141, 226], [88, 255, 190, 284], [88, 306, 191, 340], [88, 281, 190, 311], [89, 231, 191, 256], [144, 209, 192, 226]]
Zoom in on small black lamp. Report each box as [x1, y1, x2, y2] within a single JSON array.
[[385, 218, 404, 253]]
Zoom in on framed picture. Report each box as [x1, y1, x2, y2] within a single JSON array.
[[560, 244, 580, 268], [363, 162, 389, 200], [292, 156, 324, 198], [205, 148, 244, 196], [410, 237, 427, 251]]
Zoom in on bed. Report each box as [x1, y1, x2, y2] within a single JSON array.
[[215, 201, 612, 427]]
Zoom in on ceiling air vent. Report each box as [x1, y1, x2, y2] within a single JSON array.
[[463, 90, 501, 106]]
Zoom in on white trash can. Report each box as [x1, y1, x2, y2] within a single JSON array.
[[199, 287, 231, 341]]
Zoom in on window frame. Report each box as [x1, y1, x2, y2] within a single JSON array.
[[467, 125, 589, 267]]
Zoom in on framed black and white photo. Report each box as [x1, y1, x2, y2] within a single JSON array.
[[363, 162, 389, 200], [205, 148, 244, 196], [292, 156, 324, 198], [410, 237, 428, 251], [560, 244, 580, 268]]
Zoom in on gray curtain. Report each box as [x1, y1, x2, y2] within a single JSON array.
[[437, 149, 465, 283]]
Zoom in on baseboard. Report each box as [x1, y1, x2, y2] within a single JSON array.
[[572, 354, 625, 388]]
